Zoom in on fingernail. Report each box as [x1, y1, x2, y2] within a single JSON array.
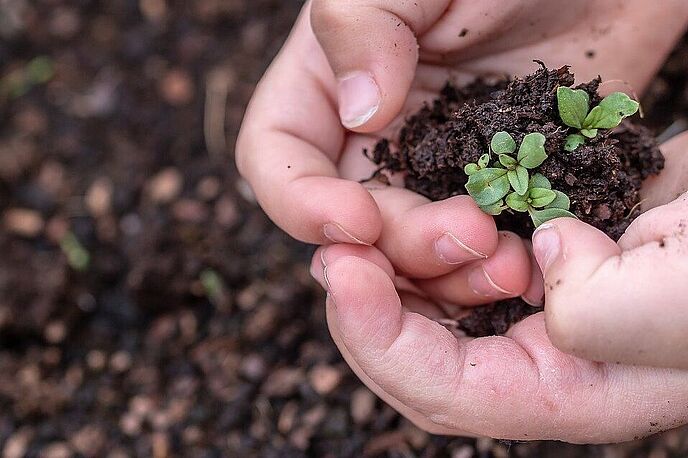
[[338, 72, 380, 129], [532, 224, 561, 273], [323, 265, 333, 292], [435, 232, 487, 265], [468, 266, 513, 298], [522, 292, 544, 307], [323, 222, 369, 245]]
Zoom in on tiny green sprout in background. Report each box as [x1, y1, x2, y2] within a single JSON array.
[[557, 87, 639, 151], [60, 231, 90, 272], [464, 131, 576, 228], [200, 268, 226, 305], [0, 55, 55, 100]]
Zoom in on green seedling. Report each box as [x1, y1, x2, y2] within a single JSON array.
[[557, 87, 639, 151], [0, 56, 55, 100], [464, 132, 576, 227], [60, 231, 90, 271]]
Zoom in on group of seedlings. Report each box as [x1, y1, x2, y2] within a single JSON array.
[[463, 86, 640, 227]]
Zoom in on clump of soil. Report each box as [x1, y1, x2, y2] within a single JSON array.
[[369, 64, 664, 337]]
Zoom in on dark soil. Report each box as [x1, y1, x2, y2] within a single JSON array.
[[1, 1, 688, 456], [369, 65, 664, 337]]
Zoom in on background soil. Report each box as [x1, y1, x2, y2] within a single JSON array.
[[0, 1, 687, 457]]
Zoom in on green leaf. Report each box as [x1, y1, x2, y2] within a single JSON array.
[[517, 133, 548, 169], [478, 153, 490, 169], [546, 190, 571, 211], [464, 163, 480, 175], [529, 188, 556, 208], [491, 131, 517, 154], [582, 93, 639, 130], [507, 166, 529, 196], [499, 154, 518, 168], [557, 87, 590, 129], [529, 208, 577, 228], [529, 173, 551, 190], [564, 134, 586, 152], [505, 192, 529, 212], [599, 92, 639, 117], [480, 200, 505, 216], [464, 168, 510, 206], [580, 128, 598, 138]]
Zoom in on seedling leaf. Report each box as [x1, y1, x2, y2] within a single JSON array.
[[530, 208, 577, 228], [506, 192, 529, 212], [557, 87, 590, 129], [464, 163, 480, 175], [491, 131, 517, 154], [580, 128, 598, 138], [478, 153, 490, 169], [564, 134, 586, 151], [599, 92, 640, 117], [529, 173, 551, 190], [529, 188, 556, 208], [480, 200, 505, 216], [508, 166, 529, 195], [465, 168, 510, 206], [546, 191, 571, 211], [517, 133, 547, 169], [499, 154, 518, 168]]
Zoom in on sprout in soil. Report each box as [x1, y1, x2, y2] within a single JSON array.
[[464, 131, 576, 227], [557, 87, 639, 151]]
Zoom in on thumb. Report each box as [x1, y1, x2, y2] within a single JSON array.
[[532, 214, 688, 368], [310, 0, 450, 132]]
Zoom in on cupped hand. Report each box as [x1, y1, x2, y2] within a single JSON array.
[[534, 131, 688, 369], [310, 133, 688, 441], [237, 0, 688, 310]]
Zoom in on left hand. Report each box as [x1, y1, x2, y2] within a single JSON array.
[[533, 131, 688, 369]]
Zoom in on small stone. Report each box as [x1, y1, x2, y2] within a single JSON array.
[[44, 321, 67, 343], [594, 204, 612, 220], [86, 350, 107, 371], [4, 208, 44, 237], [140, 0, 167, 22], [148, 167, 183, 204], [4, 428, 33, 458], [172, 199, 208, 223], [196, 176, 221, 201], [215, 195, 239, 228], [308, 365, 342, 395], [39, 442, 72, 458], [85, 177, 113, 217], [119, 412, 141, 436], [243, 302, 278, 341], [261, 367, 304, 397], [351, 387, 376, 425], [476, 437, 494, 454], [110, 351, 132, 372], [278, 401, 299, 434], [160, 69, 194, 105], [451, 445, 475, 458], [70, 425, 106, 456], [240, 354, 267, 381], [152, 432, 170, 458]]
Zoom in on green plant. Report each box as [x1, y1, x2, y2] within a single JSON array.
[[60, 231, 90, 271], [0, 56, 55, 100], [557, 87, 639, 151], [464, 131, 576, 227]]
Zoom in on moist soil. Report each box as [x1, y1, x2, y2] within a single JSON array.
[[2, 1, 688, 456], [369, 64, 664, 337]]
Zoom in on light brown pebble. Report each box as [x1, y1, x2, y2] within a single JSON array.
[[4, 208, 44, 237]]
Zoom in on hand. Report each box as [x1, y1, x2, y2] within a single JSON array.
[[296, 0, 688, 443], [534, 132, 688, 369]]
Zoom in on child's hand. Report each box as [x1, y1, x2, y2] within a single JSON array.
[[237, 0, 687, 307], [534, 132, 688, 369]]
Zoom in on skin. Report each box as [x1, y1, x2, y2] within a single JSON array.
[[237, 0, 688, 442]]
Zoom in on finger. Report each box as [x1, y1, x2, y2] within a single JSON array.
[[533, 210, 688, 368], [521, 240, 545, 307], [310, 0, 451, 131], [324, 255, 688, 441], [236, 4, 382, 245], [643, 131, 688, 209], [416, 232, 531, 306], [310, 244, 395, 291], [370, 188, 498, 279]]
